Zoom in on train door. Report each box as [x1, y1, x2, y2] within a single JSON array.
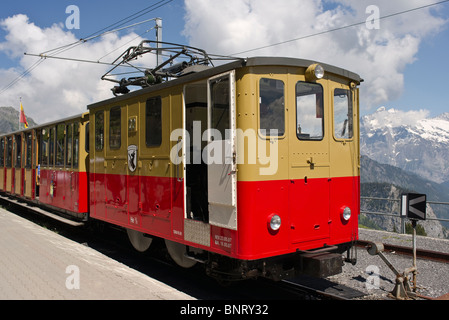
[[207, 71, 237, 230], [288, 79, 330, 244], [0, 137, 4, 191], [329, 83, 359, 242], [183, 81, 209, 223], [183, 71, 237, 230], [104, 105, 128, 225], [5, 136, 13, 193], [65, 123, 74, 210], [14, 133, 23, 196], [23, 131, 35, 199]]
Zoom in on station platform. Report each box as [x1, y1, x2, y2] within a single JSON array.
[[0, 207, 194, 300]]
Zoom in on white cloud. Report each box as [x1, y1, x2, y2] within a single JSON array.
[[0, 14, 150, 124], [183, 0, 447, 110]]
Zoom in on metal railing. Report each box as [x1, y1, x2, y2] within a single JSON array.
[[360, 196, 449, 235]]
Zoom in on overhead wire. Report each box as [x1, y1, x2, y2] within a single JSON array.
[[1, 0, 448, 95], [40, 0, 173, 57], [0, 0, 174, 95], [230, 0, 449, 56]]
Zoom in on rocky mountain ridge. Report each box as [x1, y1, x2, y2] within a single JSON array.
[[0, 106, 38, 134], [361, 107, 449, 184]]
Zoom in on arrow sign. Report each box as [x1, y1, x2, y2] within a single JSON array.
[[405, 193, 427, 221]]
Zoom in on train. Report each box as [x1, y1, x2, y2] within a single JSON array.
[[0, 49, 362, 282]]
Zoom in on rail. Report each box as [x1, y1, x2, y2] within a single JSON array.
[[360, 196, 449, 235]]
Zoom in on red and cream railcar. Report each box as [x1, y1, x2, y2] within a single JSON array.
[[37, 114, 89, 220], [0, 114, 89, 222], [88, 57, 362, 280]]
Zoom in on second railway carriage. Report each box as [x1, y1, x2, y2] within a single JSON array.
[[87, 57, 362, 280], [37, 114, 89, 220], [0, 114, 89, 222]]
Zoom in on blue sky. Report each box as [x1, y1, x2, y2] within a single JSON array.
[[0, 0, 448, 123], [0, 0, 188, 68]]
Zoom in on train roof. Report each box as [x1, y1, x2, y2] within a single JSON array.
[[88, 56, 363, 110]]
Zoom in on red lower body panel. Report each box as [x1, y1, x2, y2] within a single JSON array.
[[236, 176, 359, 260], [39, 169, 88, 214], [90, 172, 359, 261]]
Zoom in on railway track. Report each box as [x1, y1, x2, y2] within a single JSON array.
[[3, 195, 447, 300], [0, 197, 364, 300], [356, 240, 449, 264]]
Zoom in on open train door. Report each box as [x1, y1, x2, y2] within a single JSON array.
[[206, 71, 238, 230]]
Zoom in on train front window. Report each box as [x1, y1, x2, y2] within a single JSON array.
[[259, 78, 285, 136], [296, 82, 324, 140], [334, 89, 353, 140]]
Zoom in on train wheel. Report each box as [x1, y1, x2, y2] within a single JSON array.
[[165, 239, 197, 269], [127, 229, 153, 253]]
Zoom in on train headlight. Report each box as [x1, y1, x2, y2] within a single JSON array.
[[305, 64, 325, 82], [342, 207, 352, 221], [268, 214, 282, 232]]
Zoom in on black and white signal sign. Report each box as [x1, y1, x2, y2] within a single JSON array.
[[401, 193, 426, 221]]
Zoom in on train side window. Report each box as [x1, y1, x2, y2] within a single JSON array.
[[15, 135, 22, 168], [296, 82, 324, 140], [73, 122, 79, 169], [85, 123, 89, 153], [6, 137, 12, 168], [66, 124, 73, 168], [95, 111, 104, 151], [41, 129, 49, 166], [49, 127, 55, 166], [0, 138, 4, 167], [210, 76, 230, 138], [56, 124, 65, 167], [334, 89, 353, 140], [109, 106, 121, 149], [25, 133, 32, 169], [146, 97, 162, 147], [259, 78, 285, 136]]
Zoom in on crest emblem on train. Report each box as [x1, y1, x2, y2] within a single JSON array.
[[127, 145, 138, 172]]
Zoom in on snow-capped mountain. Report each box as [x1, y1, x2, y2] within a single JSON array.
[[360, 107, 449, 184]]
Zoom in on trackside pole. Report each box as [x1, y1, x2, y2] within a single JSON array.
[[365, 194, 426, 299]]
